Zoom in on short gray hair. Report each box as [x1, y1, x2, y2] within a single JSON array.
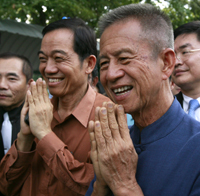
[[99, 3, 174, 58]]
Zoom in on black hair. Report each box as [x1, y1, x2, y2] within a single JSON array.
[[42, 18, 97, 62], [174, 21, 200, 41]]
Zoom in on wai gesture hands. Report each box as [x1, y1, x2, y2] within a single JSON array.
[[89, 102, 143, 196]]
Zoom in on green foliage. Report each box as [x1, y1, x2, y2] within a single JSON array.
[[0, 0, 142, 30], [1, 0, 200, 33]]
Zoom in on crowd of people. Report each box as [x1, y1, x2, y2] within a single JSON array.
[[0, 3, 200, 196]]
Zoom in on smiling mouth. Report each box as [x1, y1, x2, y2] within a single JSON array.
[[113, 86, 133, 96], [48, 78, 63, 83]]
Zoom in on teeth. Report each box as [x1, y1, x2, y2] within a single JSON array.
[[49, 78, 62, 83], [113, 86, 132, 94]]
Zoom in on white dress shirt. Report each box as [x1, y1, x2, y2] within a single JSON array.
[[1, 112, 12, 154], [183, 94, 200, 122]]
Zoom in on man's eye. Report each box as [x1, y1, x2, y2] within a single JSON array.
[[182, 50, 190, 55], [55, 57, 64, 61], [100, 61, 109, 70], [39, 57, 47, 63], [100, 61, 108, 67], [9, 77, 17, 81], [119, 57, 130, 64]]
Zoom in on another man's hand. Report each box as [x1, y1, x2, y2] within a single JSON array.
[[89, 102, 143, 196], [17, 86, 34, 152], [27, 78, 53, 140]]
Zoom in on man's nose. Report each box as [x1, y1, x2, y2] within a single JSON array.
[[174, 56, 183, 68], [106, 61, 124, 82], [44, 59, 58, 74], [0, 78, 8, 89]]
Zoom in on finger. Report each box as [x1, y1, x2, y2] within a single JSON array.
[[106, 102, 121, 140], [30, 81, 39, 105], [24, 91, 29, 108], [88, 120, 95, 142], [42, 80, 50, 103], [27, 89, 34, 106], [102, 102, 107, 108], [116, 105, 130, 140], [95, 107, 100, 121], [21, 91, 29, 119], [88, 121, 97, 159], [99, 107, 114, 145], [94, 120, 107, 154], [36, 78, 43, 102]]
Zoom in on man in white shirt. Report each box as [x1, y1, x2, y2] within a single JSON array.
[[172, 21, 200, 121], [0, 52, 33, 161]]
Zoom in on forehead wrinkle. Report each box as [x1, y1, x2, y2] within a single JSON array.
[[100, 48, 134, 59], [51, 50, 68, 56]]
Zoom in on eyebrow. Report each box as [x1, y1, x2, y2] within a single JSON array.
[[6, 73, 19, 78], [38, 50, 67, 56], [179, 43, 192, 50]]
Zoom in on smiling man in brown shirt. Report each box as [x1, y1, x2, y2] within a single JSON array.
[[0, 18, 110, 196]]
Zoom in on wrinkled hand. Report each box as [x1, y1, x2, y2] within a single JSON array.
[[89, 107, 111, 196], [90, 102, 142, 195], [27, 78, 53, 140]]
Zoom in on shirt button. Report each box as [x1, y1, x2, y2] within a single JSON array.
[[136, 147, 142, 154]]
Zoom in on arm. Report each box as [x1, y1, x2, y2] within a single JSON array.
[[25, 78, 94, 194], [0, 88, 36, 196], [36, 131, 94, 194], [89, 102, 144, 196], [0, 141, 36, 196]]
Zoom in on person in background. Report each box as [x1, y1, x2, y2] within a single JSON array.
[[172, 21, 200, 121], [86, 4, 200, 196], [0, 52, 32, 196], [0, 52, 33, 161], [88, 64, 106, 95], [0, 18, 111, 196]]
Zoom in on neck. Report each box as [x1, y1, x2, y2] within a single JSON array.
[[132, 89, 174, 131], [57, 84, 88, 120]]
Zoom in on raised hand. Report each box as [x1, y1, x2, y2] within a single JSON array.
[[91, 102, 143, 195], [27, 78, 53, 140]]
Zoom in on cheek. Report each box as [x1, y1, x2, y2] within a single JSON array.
[[100, 71, 107, 87], [39, 64, 45, 75]]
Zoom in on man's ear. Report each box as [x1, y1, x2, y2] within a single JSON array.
[[161, 48, 176, 80], [85, 55, 96, 74], [26, 78, 34, 89]]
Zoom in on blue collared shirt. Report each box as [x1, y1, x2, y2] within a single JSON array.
[[86, 99, 200, 196]]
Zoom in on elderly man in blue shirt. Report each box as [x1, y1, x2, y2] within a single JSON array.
[[86, 3, 200, 196]]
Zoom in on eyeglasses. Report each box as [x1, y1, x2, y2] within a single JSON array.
[[176, 48, 200, 62]]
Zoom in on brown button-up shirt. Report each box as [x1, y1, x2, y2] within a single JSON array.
[[0, 85, 111, 196]]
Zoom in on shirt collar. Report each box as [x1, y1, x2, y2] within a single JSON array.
[[72, 85, 96, 127], [130, 98, 185, 145], [51, 85, 96, 128], [182, 94, 200, 112]]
